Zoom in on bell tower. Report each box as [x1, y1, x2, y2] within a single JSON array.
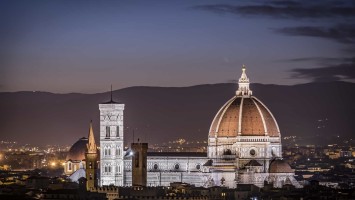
[[99, 87, 125, 186], [85, 121, 98, 190]]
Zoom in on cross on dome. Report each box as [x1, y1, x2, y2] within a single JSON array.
[[236, 65, 253, 97]]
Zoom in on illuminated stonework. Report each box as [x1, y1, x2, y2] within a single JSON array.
[[99, 102, 125, 186], [65, 67, 301, 189], [206, 66, 298, 188]]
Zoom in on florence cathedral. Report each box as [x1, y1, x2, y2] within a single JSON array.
[[63, 66, 301, 189]]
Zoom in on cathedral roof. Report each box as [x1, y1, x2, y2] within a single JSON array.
[[209, 67, 280, 138], [269, 160, 294, 173], [68, 168, 86, 183], [147, 152, 207, 157], [244, 160, 263, 167], [66, 137, 87, 161]]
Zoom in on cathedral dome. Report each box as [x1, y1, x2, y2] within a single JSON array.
[[66, 137, 88, 161], [269, 160, 294, 173], [209, 66, 280, 138]]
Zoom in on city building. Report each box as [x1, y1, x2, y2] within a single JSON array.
[[64, 67, 301, 188]]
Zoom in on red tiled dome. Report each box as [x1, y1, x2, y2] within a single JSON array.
[[209, 96, 280, 138]]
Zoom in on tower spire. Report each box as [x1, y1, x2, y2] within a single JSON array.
[[236, 65, 252, 97], [87, 120, 97, 154]]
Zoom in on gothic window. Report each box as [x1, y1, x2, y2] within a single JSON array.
[[223, 149, 232, 155], [153, 164, 158, 170], [68, 162, 72, 171], [106, 126, 110, 138], [104, 166, 111, 173], [116, 147, 121, 156]]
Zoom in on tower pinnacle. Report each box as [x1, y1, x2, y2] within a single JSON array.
[[236, 65, 253, 96], [87, 121, 97, 154]]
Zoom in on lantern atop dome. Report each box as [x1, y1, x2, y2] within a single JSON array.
[[236, 65, 253, 97]]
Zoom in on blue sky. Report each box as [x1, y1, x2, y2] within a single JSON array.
[[1, 0, 354, 93]]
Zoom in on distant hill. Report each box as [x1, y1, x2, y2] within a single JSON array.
[[0, 81, 354, 146]]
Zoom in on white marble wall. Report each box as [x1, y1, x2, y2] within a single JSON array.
[[99, 103, 125, 186]]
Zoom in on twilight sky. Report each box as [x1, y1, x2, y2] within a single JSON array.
[[1, 0, 354, 93]]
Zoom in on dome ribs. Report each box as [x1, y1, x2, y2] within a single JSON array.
[[209, 96, 237, 137], [217, 98, 241, 137], [241, 98, 265, 136], [253, 97, 280, 137], [208, 96, 280, 138], [252, 98, 268, 136]]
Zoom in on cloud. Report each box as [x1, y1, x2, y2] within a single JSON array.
[[193, 2, 355, 44], [268, 1, 301, 7], [278, 57, 354, 64], [290, 57, 355, 82], [273, 24, 355, 44], [193, 2, 355, 19]]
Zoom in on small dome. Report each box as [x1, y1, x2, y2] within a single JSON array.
[[66, 137, 88, 161], [269, 160, 294, 173]]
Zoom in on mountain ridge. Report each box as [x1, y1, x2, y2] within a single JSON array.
[[0, 81, 354, 146]]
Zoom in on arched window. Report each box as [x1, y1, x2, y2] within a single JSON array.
[[153, 164, 158, 170], [106, 126, 110, 138], [223, 149, 232, 155], [68, 162, 72, 171], [116, 147, 121, 156]]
